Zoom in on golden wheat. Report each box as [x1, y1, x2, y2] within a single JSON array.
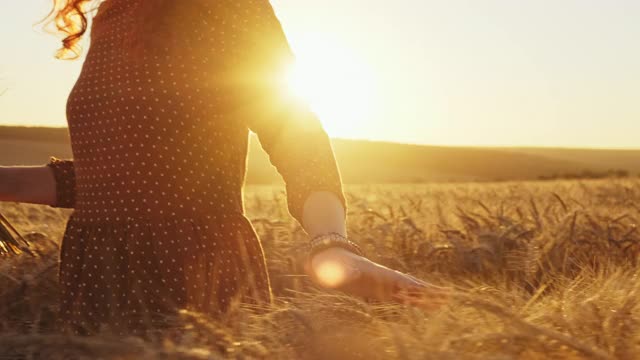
[[1, 178, 639, 359]]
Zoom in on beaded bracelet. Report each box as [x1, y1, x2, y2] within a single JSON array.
[[308, 232, 364, 259]]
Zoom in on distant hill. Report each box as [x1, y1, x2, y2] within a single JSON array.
[[504, 147, 640, 176], [0, 126, 638, 184]]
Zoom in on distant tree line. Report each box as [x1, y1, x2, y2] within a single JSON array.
[[539, 169, 632, 181]]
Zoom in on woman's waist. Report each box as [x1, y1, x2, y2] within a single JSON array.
[[73, 181, 244, 208], [71, 198, 246, 225], [69, 206, 248, 225]]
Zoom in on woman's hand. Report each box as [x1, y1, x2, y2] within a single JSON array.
[[305, 247, 450, 310]]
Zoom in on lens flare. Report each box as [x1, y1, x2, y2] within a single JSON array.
[[314, 260, 347, 288], [280, 35, 376, 139]]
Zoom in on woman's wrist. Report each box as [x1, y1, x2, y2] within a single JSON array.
[[302, 191, 347, 238], [308, 232, 364, 259]]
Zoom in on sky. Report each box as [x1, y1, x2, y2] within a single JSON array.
[[1, 0, 639, 149]]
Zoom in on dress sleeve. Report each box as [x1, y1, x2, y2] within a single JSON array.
[[248, 94, 348, 226], [45, 157, 77, 209], [236, 6, 348, 226]]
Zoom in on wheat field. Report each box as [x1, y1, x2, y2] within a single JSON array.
[[1, 179, 640, 359]]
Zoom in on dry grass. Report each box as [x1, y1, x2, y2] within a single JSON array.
[[1, 179, 640, 359]]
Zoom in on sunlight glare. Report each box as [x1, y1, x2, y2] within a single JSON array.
[[283, 38, 376, 138], [314, 260, 347, 288]]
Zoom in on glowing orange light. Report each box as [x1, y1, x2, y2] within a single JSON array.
[[314, 260, 347, 288]]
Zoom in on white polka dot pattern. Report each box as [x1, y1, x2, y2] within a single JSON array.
[[46, 0, 347, 335]]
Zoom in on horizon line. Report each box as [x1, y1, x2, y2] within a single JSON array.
[[0, 124, 638, 152]]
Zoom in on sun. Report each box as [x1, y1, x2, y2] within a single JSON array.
[[283, 37, 376, 138]]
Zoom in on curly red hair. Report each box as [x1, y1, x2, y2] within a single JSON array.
[[44, 0, 97, 59]]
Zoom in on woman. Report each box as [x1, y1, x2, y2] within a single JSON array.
[[0, 0, 439, 335]]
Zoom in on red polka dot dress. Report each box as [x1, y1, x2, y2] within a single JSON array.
[[46, 0, 346, 335]]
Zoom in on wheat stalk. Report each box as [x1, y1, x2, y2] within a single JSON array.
[[0, 212, 32, 256]]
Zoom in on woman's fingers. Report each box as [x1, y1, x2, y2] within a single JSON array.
[[387, 270, 453, 310], [398, 272, 428, 288], [392, 287, 451, 311], [394, 293, 449, 311], [404, 272, 430, 287]]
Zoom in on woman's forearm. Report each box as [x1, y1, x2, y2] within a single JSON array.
[[301, 191, 347, 238], [0, 166, 57, 206]]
